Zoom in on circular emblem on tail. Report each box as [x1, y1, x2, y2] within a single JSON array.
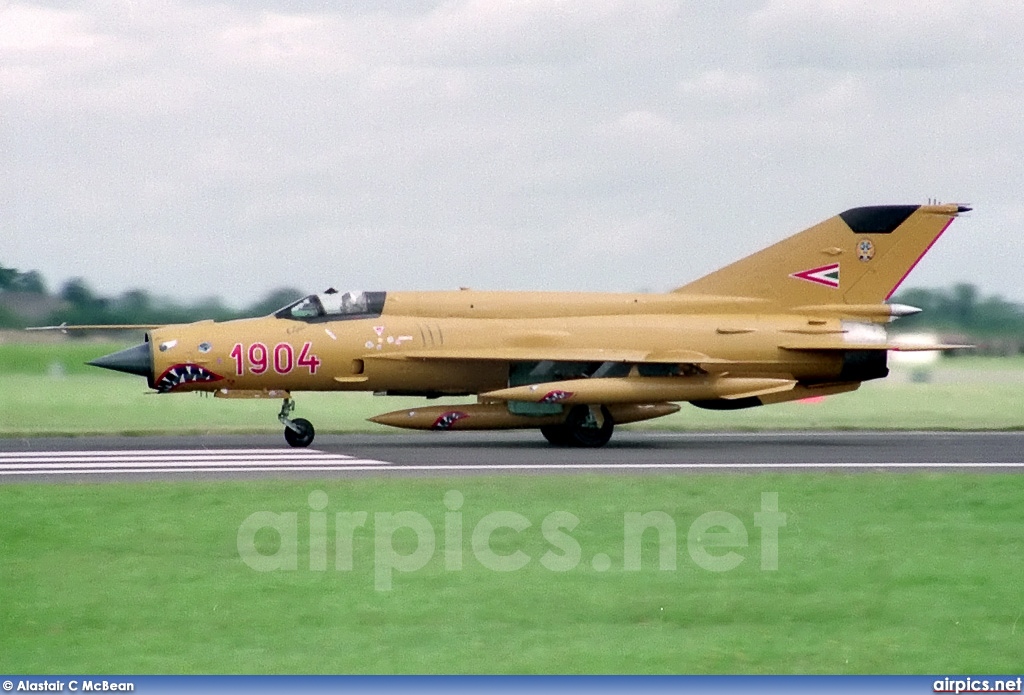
[[857, 239, 875, 262]]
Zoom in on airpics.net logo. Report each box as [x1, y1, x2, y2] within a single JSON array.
[[236, 491, 787, 591]]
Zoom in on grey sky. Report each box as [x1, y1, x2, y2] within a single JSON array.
[[2, 0, 1023, 306]]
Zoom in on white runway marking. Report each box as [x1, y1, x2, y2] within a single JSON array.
[[2, 454, 1022, 477], [365, 462, 1024, 471], [0, 449, 391, 475], [224, 462, 1023, 472]]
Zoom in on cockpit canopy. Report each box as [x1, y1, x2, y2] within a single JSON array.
[[274, 289, 386, 322]]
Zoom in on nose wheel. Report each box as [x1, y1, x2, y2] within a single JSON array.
[[279, 398, 315, 447]]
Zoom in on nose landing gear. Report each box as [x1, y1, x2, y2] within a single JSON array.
[[279, 397, 315, 447]]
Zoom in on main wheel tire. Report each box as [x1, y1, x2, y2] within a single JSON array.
[[554, 405, 614, 448], [540, 424, 573, 447], [284, 417, 315, 448]]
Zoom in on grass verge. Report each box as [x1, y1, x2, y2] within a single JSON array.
[[1, 374, 1022, 436], [1, 475, 1022, 673], [2, 344, 1022, 435]]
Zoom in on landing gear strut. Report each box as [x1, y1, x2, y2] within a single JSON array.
[[541, 405, 614, 448], [279, 397, 315, 448]]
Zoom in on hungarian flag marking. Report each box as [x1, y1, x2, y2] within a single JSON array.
[[790, 263, 840, 288]]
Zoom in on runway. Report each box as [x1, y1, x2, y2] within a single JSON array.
[[1, 430, 1022, 482]]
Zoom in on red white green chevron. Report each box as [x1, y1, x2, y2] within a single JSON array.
[[790, 263, 840, 288]]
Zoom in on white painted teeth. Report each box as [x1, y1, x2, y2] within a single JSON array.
[[156, 364, 217, 392]]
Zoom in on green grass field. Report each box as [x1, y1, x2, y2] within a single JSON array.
[[2, 475, 1023, 673], [2, 343, 1023, 674], [1, 343, 1023, 435]]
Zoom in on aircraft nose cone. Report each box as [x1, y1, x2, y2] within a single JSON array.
[[87, 342, 153, 377]]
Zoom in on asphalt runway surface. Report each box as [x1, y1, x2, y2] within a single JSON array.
[[1, 430, 1022, 482]]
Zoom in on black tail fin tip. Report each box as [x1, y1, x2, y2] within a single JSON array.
[[838, 206, 919, 234]]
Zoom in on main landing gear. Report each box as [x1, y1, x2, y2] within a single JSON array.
[[279, 397, 315, 448], [541, 405, 614, 448]]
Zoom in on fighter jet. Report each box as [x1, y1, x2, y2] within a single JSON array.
[[81, 203, 969, 447]]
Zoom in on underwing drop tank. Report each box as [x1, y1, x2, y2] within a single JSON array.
[[368, 402, 680, 431], [481, 376, 796, 405]]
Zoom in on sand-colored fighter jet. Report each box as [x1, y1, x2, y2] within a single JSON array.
[[80, 204, 969, 447]]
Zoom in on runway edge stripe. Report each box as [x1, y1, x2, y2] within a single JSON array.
[[3, 462, 1023, 477]]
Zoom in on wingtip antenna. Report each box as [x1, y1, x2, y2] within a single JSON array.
[[24, 321, 69, 334]]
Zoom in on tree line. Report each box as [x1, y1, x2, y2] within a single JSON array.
[[892, 284, 1024, 339], [0, 263, 302, 329], [2, 262, 1022, 348]]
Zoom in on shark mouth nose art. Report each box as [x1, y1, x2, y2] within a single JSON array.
[[155, 364, 224, 393]]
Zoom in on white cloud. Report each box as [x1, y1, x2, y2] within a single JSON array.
[[747, 0, 1023, 70], [217, 12, 358, 72], [1, 0, 1022, 304], [0, 4, 105, 51], [679, 70, 765, 104]]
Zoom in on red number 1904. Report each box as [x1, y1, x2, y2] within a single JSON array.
[[229, 342, 321, 376]]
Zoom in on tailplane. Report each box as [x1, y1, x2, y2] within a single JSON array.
[[676, 204, 970, 306]]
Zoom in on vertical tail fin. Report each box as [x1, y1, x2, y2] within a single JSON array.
[[676, 204, 970, 306]]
